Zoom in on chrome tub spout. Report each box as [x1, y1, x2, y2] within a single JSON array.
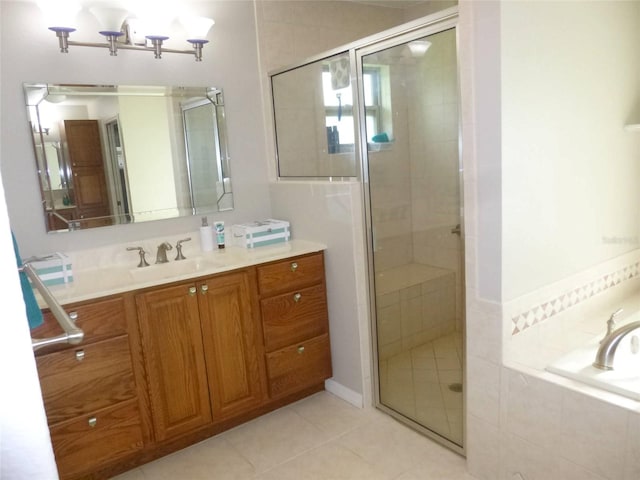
[[593, 320, 640, 370]]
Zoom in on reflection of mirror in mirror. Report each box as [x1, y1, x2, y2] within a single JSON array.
[[24, 83, 233, 233]]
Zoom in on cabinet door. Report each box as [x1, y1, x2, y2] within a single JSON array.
[[136, 283, 212, 441], [198, 270, 266, 421]]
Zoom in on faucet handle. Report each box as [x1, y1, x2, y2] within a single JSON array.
[[175, 237, 192, 261], [602, 308, 624, 342], [126, 246, 150, 268]]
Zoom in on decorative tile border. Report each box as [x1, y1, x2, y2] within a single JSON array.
[[511, 261, 640, 335]]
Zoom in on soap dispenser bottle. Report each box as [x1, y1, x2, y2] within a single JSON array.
[[200, 217, 214, 252]]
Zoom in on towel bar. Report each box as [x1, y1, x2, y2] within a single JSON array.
[[23, 263, 84, 351]]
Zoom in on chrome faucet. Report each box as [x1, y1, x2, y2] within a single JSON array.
[[593, 320, 640, 370], [155, 242, 173, 264]]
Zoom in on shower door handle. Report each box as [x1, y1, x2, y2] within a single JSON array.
[[451, 224, 461, 236]]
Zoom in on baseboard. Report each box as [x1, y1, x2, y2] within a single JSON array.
[[324, 379, 363, 408]]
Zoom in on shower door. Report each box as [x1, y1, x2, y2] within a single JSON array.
[[358, 26, 464, 450]]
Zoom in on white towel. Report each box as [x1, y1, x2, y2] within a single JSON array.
[[329, 56, 350, 90]]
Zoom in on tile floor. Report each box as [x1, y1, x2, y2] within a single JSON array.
[[378, 332, 464, 446], [111, 391, 475, 480]]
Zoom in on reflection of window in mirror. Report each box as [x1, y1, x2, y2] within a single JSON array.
[[322, 65, 391, 152]]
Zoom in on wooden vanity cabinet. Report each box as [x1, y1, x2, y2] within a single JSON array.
[[198, 270, 267, 421], [135, 282, 212, 442], [258, 252, 332, 399], [134, 268, 267, 442], [34, 250, 330, 478], [33, 295, 144, 480]]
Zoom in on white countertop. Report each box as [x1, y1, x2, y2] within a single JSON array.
[[39, 240, 326, 306]]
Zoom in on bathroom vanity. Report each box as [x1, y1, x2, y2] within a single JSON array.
[[31, 243, 331, 479]]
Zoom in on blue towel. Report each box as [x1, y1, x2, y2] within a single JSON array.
[[12, 233, 43, 330]]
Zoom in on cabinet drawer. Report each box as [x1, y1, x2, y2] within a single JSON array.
[[266, 334, 332, 399], [33, 296, 127, 355], [37, 335, 136, 424], [50, 399, 143, 479], [257, 252, 324, 295], [261, 284, 328, 352]]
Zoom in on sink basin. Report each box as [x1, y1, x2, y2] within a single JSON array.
[[129, 257, 224, 283]]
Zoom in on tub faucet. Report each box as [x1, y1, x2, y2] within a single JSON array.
[[155, 242, 172, 264], [593, 320, 640, 370]]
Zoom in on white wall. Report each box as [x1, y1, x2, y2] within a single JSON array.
[[0, 4, 59, 476], [0, 0, 271, 258], [118, 96, 177, 216], [463, 1, 640, 478], [501, 0, 640, 301]]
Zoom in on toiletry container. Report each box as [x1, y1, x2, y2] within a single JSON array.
[[214, 221, 225, 249], [200, 217, 214, 252]]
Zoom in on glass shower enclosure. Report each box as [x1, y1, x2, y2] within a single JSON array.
[[270, 9, 463, 452], [358, 26, 464, 450]]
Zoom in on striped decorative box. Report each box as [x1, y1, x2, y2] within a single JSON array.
[[30, 252, 73, 286], [231, 219, 291, 248]]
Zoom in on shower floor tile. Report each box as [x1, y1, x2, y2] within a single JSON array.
[[378, 331, 464, 447]]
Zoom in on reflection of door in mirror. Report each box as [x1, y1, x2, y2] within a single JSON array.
[[182, 100, 222, 213], [62, 120, 113, 228], [105, 119, 132, 223]]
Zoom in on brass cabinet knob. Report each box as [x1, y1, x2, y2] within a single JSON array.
[[188, 286, 197, 296], [75, 350, 85, 362], [297, 346, 305, 354], [201, 284, 209, 295], [290, 262, 298, 272], [293, 293, 302, 303], [88, 417, 97, 428]]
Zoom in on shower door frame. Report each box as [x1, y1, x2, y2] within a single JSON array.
[[354, 14, 466, 455]]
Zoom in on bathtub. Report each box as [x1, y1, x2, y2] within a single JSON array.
[[546, 325, 640, 400]]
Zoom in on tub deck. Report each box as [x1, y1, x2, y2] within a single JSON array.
[[547, 332, 640, 400]]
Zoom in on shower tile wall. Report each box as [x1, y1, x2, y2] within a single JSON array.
[[370, 28, 461, 330], [377, 272, 456, 360], [408, 28, 462, 329]]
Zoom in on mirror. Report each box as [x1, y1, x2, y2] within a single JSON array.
[[24, 83, 233, 232]]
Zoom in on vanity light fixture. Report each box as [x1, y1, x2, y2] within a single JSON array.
[[38, 1, 214, 62]]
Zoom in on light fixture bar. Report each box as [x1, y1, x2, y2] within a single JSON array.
[[58, 39, 200, 59]]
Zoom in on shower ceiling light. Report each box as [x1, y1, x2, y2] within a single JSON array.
[[38, 1, 214, 61], [407, 40, 432, 57]]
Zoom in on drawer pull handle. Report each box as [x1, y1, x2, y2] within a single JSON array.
[[189, 286, 197, 296], [293, 293, 302, 303], [201, 284, 209, 295], [75, 350, 85, 362], [69, 311, 78, 323], [88, 417, 97, 428], [290, 262, 298, 272], [297, 346, 305, 354]]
